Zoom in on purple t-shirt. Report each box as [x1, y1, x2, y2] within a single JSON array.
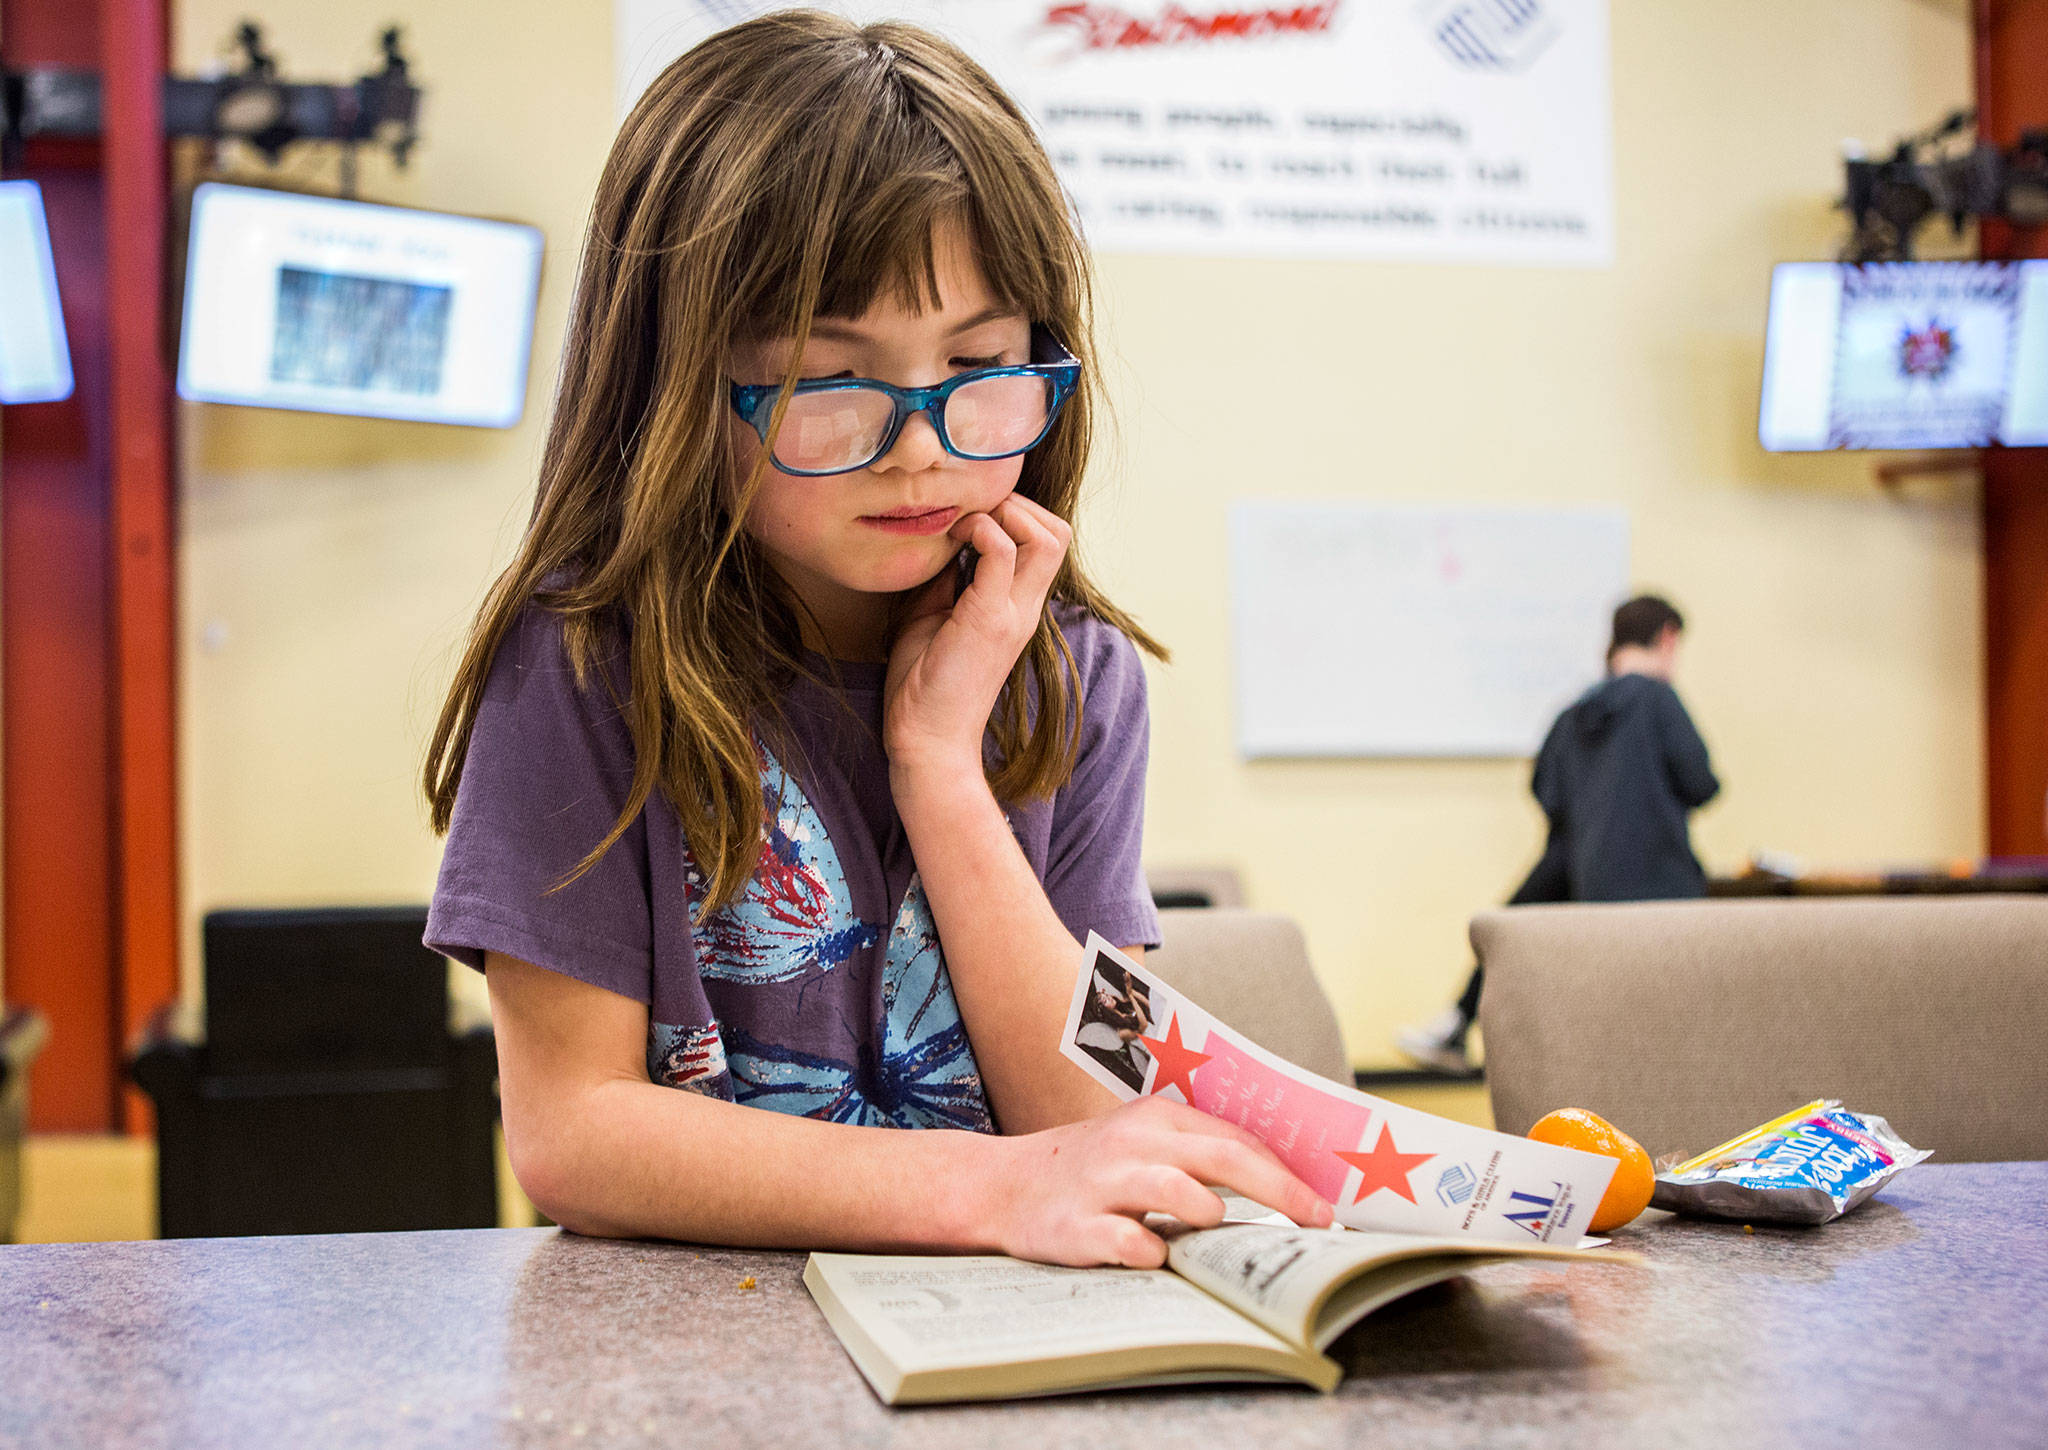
[[424, 600, 1160, 1133]]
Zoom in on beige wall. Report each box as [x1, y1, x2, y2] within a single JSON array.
[[172, 2, 1980, 1064], [171, 0, 617, 1017]]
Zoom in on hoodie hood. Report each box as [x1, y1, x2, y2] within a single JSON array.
[[1571, 672, 1655, 743]]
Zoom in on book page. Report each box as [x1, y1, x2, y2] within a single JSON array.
[[1165, 1220, 1604, 1349], [1062, 933, 1618, 1244], [1165, 1221, 1436, 1345], [805, 1253, 1303, 1374]]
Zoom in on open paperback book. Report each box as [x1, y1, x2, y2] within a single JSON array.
[[805, 1206, 1629, 1403], [805, 935, 1635, 1404]]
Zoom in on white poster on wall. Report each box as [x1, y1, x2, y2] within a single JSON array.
[[1230, 503, 1630, 758], [616, 0, 1612, 266]]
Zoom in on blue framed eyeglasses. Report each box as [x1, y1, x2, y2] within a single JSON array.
[[729, 328, 1080, 477]]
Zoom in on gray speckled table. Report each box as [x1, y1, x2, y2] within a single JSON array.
[[2, 1161, 2042, 1450]]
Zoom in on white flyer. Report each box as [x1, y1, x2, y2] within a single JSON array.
[[1063, 933, 1617, 1244]]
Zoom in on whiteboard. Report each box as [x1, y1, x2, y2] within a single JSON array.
[[1231, 503, 1630, 758]]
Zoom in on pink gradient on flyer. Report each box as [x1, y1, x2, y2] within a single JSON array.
[[1188, 1036, 1373, 1203]]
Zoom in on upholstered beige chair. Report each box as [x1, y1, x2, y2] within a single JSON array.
[[1473, 895, 2048, 1162], [1142, 908, 1352, 1085]]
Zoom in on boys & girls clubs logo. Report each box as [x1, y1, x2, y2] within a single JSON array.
[[1435, 1161, 1478, 1206], [1419, 0, 1558, 72]]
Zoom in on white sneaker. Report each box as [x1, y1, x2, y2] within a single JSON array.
[[1396, 1008, 1474, 1075]]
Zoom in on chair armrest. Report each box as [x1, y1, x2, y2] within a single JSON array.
[[127, 1004, 204, 1100], [1, 1010, 51, 1095]]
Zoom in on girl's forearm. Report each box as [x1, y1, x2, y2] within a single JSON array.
[[519, 1072, 1013, 1249], [484, 949, 1335, 1264], [890, 759, 1117, 1135]]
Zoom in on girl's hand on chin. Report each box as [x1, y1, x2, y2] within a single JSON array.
[[883, 492, 1071, 787]]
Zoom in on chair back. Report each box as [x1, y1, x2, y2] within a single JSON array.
[[1146, 866, 1247, 910], [1145, 909, 1351, 1085], [136, 907, 497, 1237], [1473, 895, 2048, 1162], [203, 907, 444, 1073]]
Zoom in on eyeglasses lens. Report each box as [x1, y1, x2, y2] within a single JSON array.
[[945, 374, 1053, 458], [767, 375, 1056, 473], [774, 388, 897, 473]]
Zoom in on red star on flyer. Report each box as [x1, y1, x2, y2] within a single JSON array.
[[1334, 1123, 1436, 1205], [1137, 1014, 1211, 1101]]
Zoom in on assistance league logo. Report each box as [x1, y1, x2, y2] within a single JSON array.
[[1501, 1180, 1577, 1237], [1897, 318, 1959, 383]]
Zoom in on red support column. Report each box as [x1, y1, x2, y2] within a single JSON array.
[[1977, 0, 2048, 857], [101, 0, 179, 1133], [2, 1, 118, 1131], [1, 0, 178, 1132]]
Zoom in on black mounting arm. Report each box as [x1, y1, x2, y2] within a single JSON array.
[[1, 21, 421, 173]]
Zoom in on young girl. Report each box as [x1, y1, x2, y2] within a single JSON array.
[[422, 9, 1329, 1267]]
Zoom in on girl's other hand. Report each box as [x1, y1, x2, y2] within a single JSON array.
[[976, 1096, 1336, 1269], [883, 492, 1071, 785]]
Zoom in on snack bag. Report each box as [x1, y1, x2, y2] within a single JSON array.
[[1650, 1100, 1930, 1225]]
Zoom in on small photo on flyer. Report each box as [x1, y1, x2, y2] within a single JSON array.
[[1071, 952, 1155, 1093]]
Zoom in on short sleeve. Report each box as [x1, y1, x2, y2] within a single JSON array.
[[424, 605, 655, 1004], [1040, 614, 1162, 951]]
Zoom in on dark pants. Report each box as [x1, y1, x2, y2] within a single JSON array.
[[1453, 839, 1571, 1032]]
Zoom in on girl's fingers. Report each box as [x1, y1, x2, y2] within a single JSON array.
[[992, 495, 1068, 603], [1154, 1097, 1291, 1163], [1102, 1216, 1168, 1269], [1008, 519, 1063, 607], [940, 496, 1071, 642], [1102, 1163, 1213, 1222], [1000, 489, 1075, 546], [1167, 1133, 1334, 1229], [986, 495, 1051, 561], [952, 511, 1017, 603], [1111, 1165, 1227, 1229]]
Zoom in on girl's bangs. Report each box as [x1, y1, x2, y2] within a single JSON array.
[[740, 131, 1063, 338], [816, 185, 983, 323]]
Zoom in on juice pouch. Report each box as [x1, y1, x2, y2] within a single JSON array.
[[1649, 1100, 1930, 1225]]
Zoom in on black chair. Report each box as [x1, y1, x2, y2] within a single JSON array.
[[1146, 866, 1247, 912], [130, 907, 498, 1238]]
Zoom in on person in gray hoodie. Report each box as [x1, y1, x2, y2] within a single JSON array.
[[1397, 595, 1719, 1074]]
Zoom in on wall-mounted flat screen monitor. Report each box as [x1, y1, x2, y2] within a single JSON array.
[[0, 180, 76, 404], [1759, 260, 2048, 450], [177, 183, 544, 428]]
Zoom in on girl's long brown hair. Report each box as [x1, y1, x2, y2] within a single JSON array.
[[424, 9, 1164, 915]]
